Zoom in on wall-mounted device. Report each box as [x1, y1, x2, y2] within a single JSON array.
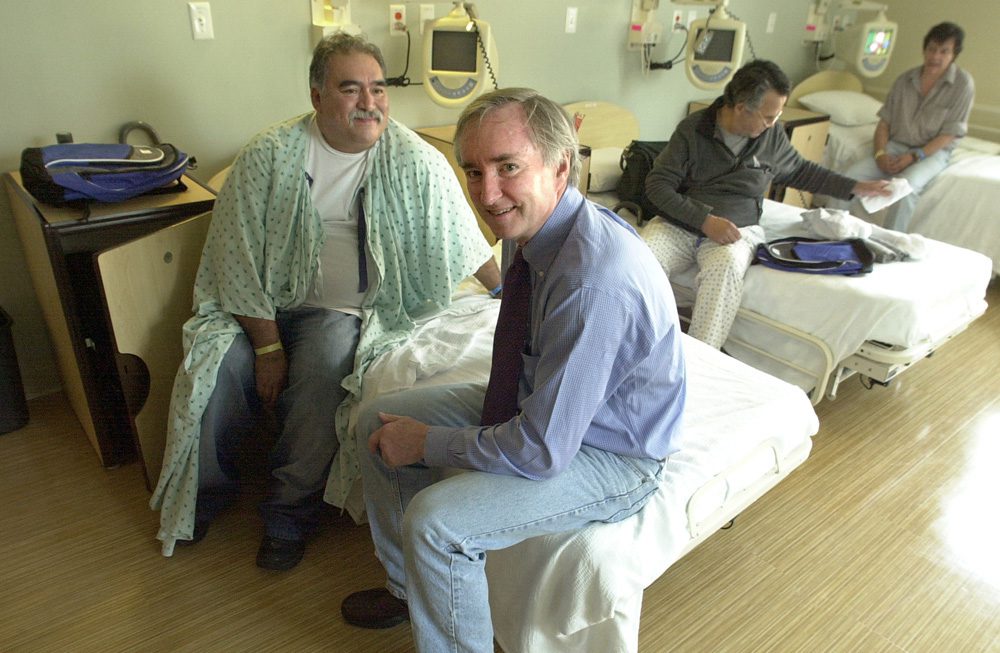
[[805, 0, 897, 78], [627, 0, 663, 51], [683, 1, 747, 90], [310, 0, 360, 44], [422, 2, 498, 108]]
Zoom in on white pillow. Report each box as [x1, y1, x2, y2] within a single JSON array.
[[797, 90, 883, 127], [586, 147, 624, 193]]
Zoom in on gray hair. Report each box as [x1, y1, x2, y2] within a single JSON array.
[[309, 32, 387, 90], [454, 88, 581, 187], [721, 59, 791, 111]]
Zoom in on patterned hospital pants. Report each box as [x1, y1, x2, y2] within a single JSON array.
[[642, 218, 765, 349]]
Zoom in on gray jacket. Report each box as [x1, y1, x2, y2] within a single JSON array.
[[645, 98, 857, 233]]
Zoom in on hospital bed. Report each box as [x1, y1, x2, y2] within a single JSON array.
[[574, 99, 992, 403], [789, 70, 1000, 277], [354, 291, 818, 653]]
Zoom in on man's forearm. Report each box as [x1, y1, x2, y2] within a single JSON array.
[[234, 314, 281, 349], [473, 257, 502, 294]]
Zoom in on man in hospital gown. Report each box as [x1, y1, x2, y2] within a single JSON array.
[[149, 33, 498, 568]]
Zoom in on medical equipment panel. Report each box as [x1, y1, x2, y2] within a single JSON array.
[[421, 2, 498, 108]]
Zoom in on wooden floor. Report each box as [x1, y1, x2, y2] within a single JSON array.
[[2, 280, 998, 653]]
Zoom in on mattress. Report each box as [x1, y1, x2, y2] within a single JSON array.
[[487, 334, 817, 653], [668, 200, 992, 393]]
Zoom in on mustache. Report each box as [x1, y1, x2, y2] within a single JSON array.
[[350, 109, 384, 122]]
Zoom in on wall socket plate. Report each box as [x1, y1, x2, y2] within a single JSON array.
[[389, 3, 406, 36]]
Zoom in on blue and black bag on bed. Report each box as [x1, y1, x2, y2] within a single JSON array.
[[754, 237, 875, 276], [19, 143, 191, 209]]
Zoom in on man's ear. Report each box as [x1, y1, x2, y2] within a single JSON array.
[[310, 87, 322, 112]]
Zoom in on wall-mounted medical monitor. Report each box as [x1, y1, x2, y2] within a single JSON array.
[[685, 15, 746, 90], [837, 17, 897, 78], [422, 6, 498, 108]]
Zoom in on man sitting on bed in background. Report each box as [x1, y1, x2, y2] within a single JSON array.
[[643, 59, 890, 350], [339, 88, 687, 651], [149, 32, 499, 570], [830, 22, 974, 233]]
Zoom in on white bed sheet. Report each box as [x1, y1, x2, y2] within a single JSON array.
[[822, 125, 1000, 275], [488, 334, 816, 653], [339, 291, 818, 652], [669, 200, 992, 392]]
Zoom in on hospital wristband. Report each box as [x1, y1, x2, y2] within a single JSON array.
[[911, 148, 926, 161], [488, 283, 503, 298], [874, 149, 887, 159], [254, 341, 283, 356]]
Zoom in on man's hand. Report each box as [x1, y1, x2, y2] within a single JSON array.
[[369, 412, 429, 467], [702, 214, 742, 245], [875, 153, 911, 175], [852, 179, 893, 197], [254, 350, 288, 409]]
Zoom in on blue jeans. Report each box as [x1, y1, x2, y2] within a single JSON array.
[[198, 306, 360, 540], [836, 140, 950, 232], [357, 383, 664, 653]]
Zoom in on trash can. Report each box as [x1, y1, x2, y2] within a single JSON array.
[[0, 306, 29, 434]]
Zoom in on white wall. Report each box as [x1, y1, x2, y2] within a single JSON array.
[[0, 0, 819, 397]]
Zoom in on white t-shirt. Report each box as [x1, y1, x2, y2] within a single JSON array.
[[304, 117, 371, 316]]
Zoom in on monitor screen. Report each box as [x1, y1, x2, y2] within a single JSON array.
[[693, 28, 736, 63], [864, 28, 893, 56], [431, 30, 478, 73]]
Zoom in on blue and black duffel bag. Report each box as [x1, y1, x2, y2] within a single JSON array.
[[20, 142, 192, 207], [755, 237, 875, 276]]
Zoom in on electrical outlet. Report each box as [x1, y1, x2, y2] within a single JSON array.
[[419, 4, 434, 35], [565, 7, 578, 34], [766, 12, 777, 34], [672, 9, 683, 30], [389, 3, 406, 36], [188, 2, 214, 40]]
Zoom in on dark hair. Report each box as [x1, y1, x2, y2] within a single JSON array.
[[721, 60, 791, 111], [924, 22, 964, 57], [309, 32, 387, 90], [454, 88, 582, 187]]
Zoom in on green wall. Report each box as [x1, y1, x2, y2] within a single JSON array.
[[0, 0, 821, 396]]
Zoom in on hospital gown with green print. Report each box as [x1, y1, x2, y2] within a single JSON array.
[[150, 114, 491, 556]]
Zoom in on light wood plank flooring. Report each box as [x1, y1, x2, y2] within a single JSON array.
[[2, 281, 998, 653]]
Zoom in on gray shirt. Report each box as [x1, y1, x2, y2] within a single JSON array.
[[879, 63, 975, 149]]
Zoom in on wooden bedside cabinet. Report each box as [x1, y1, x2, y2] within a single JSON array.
[[3, 172, 215, 467]]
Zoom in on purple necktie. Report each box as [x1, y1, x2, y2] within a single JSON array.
[[481, 248, 532, 425]]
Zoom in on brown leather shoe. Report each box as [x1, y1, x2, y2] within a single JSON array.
[[341, 588, 409, 629]]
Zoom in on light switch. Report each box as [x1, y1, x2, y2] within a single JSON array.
[[188, 2, 214, 40], [565, 7, 578, 34]]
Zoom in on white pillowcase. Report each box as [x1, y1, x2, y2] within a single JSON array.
[[798, 90, 883, 127], [586, 146, 624, 192]]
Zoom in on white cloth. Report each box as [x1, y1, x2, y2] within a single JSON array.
[[860, 176, 912, 213], [800, 207, 927, 261]]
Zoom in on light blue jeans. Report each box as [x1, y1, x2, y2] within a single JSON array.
[[833, 140, 950, 232], [356, 383, 664, 653], [198, 306, 360, 540]]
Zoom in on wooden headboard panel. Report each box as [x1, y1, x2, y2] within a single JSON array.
[[788, 71, 864, 108], [563, 101, 640, 149]]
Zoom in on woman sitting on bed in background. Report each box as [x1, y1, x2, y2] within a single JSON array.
[[834, 21, 974, 232]]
